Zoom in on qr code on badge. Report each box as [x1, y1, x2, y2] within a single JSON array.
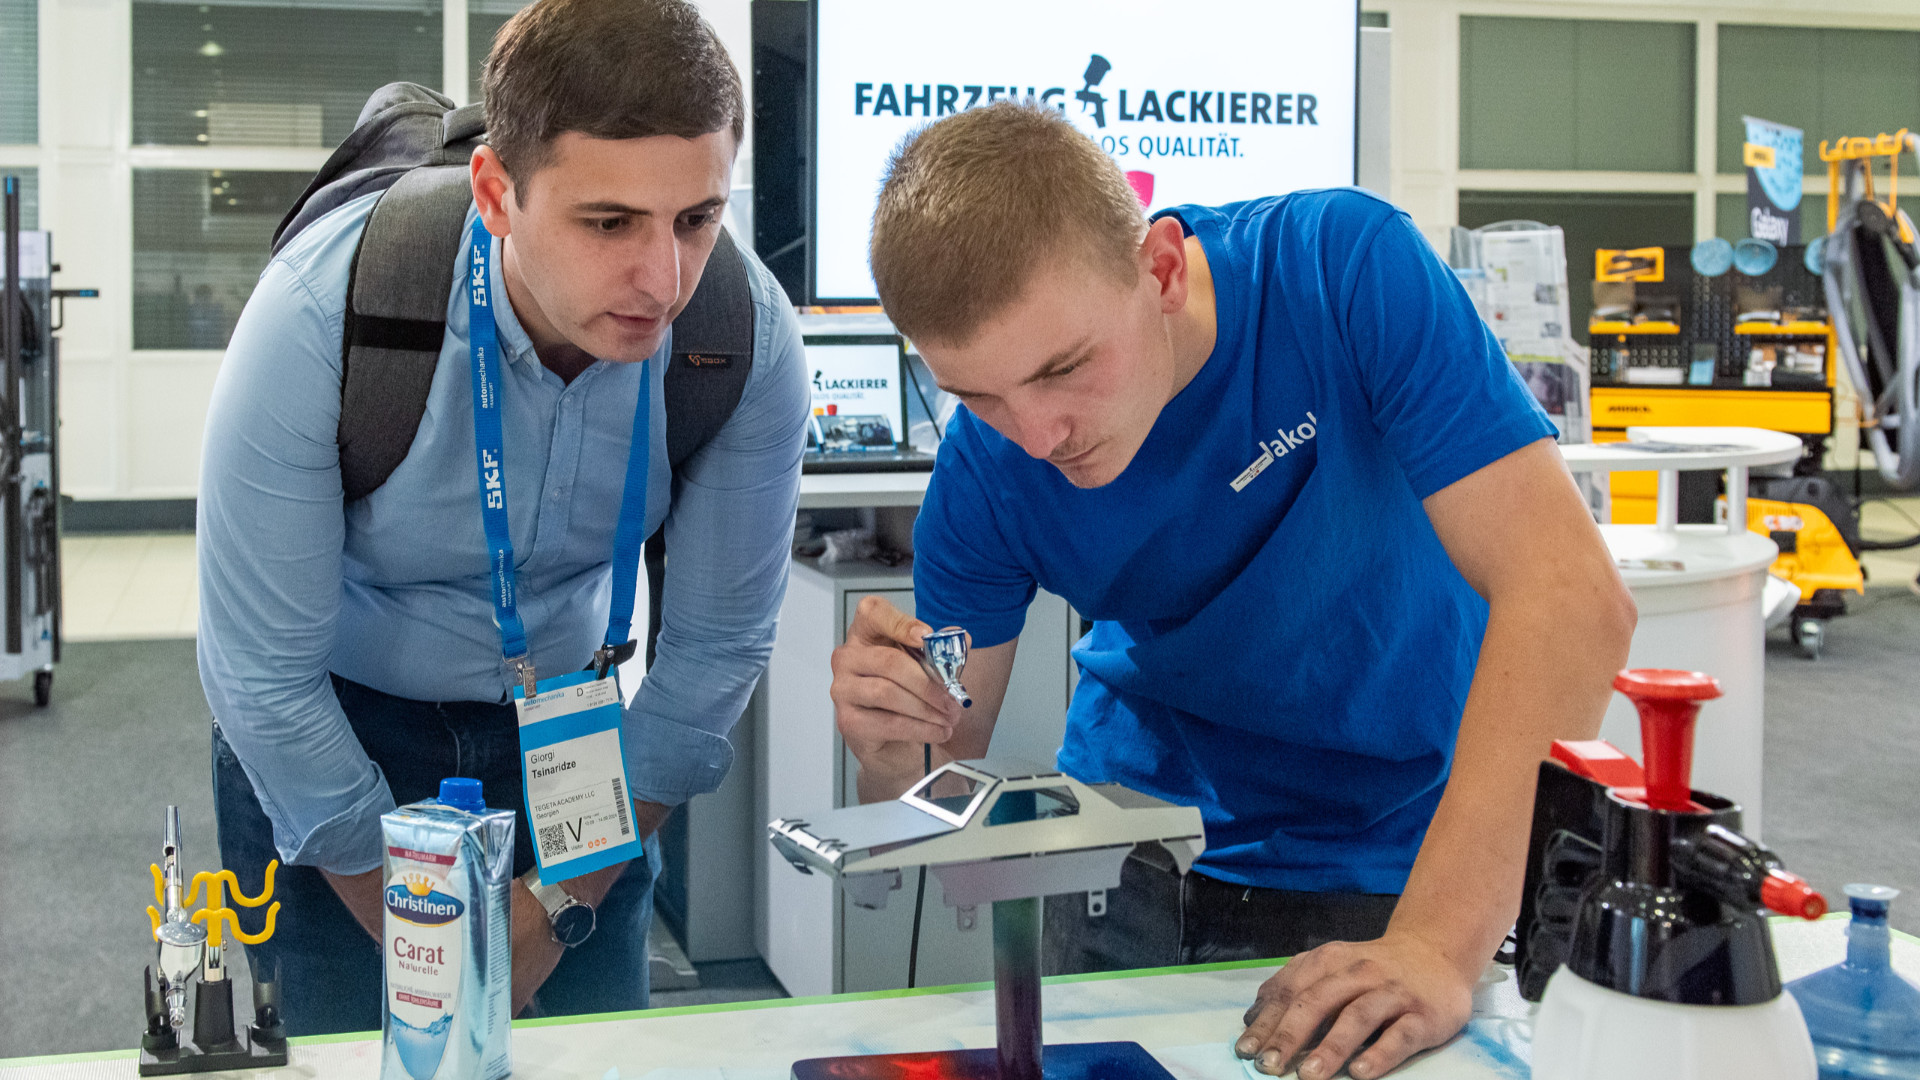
[[537, 822, 569, 861]]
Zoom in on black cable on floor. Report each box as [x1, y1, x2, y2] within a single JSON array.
[[1855, 496, 1920, 551], [907, 741, 931, 989]]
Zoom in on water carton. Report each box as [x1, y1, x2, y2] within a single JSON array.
[[380, 778, 513, 1080]]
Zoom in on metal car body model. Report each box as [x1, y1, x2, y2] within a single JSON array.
[[769, 758, 1205, 915]]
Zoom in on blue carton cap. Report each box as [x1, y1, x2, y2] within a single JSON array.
[[438, 777, 486, 814]]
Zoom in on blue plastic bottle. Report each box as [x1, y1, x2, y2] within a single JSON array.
[[1787, 884, 1920, 1079]]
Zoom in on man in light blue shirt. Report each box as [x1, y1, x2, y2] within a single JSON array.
[[198, 0, 806, 1033]]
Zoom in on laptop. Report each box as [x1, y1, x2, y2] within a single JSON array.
[[801, 333, 937, 474]]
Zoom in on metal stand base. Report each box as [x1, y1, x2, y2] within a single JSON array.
[[137, 1031, 287, 1076], [791, 1040, 1175, 1080], [137, 979, 288, 1076], [792, 895, 1172, 1080]]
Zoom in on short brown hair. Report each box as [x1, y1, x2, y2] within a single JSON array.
[[870, 101, 1146, 345], [483, 0, 744, 187]]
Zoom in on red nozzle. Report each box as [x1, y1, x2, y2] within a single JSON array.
[[1612, 669, 1722, 812], [1761, 870, 1827, 920]]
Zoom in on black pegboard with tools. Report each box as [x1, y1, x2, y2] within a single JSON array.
[[1589, 243, 1829, 391]]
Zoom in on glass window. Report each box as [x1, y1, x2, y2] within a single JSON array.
[[1360, 11, 1387, 29], [469, 0, 529, 105], [985, 787, 1080, 826], [1460, 17, 1694, 173], [132, 0, 442, 148], [0, 169, 37, 230], [1459, 191, 1694, 344], [0, 0, 35, 144], [1718, 26, 1920, 176], [132, 169, 311, 349]]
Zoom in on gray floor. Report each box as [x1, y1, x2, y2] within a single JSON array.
[[0, 640, 228, 1060], [3, 591, 1917, 1058], [1761, 586, 1920, 933]]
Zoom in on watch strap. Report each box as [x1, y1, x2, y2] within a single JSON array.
[[522, 871, 572, 920], [521, 870, 596, 947]]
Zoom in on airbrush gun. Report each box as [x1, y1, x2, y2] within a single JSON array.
[[915, 626, 971, 709], [150, 806, 206, 1035]]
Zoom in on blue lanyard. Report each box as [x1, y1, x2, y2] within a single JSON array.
[[467, 218, 650, 697]]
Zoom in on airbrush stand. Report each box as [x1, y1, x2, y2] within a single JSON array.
[[794, 891, 1171, 1079], [775, 687, 1207, 1080], [138, 805, 289, 1076]]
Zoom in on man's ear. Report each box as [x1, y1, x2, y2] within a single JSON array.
[[1139, 216, 1190, 315], [471, 146, 516, 239]]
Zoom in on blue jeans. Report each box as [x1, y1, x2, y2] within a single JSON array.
[[212, 674, 659, 1036]]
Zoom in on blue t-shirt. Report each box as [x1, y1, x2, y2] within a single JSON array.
[[912, 189, 1556, 894]]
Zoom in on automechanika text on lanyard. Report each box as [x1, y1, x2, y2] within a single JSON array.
[[466, 215, 648, 883]]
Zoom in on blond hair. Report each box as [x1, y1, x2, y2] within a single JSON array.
[[869, 101, 1147, 345]]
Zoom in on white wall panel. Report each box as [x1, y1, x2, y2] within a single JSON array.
[[42, 161, 122, 359], [125, 353, 219, 495], [45, 0, 125, 151], [57, 357, 117, 497]]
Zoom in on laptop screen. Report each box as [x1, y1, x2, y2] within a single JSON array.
[[804, 336, 909, 453]]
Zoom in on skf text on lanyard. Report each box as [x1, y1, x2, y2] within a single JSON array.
[[466, 216, 650, 883]]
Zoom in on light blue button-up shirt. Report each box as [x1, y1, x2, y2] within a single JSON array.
[[198, 193, 808, 875]]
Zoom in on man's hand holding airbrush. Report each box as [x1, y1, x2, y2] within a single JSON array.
[[834, 595, 1023, 802], [831, 596, 964, 801]]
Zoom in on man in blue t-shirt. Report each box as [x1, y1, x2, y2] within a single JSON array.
[[830, 103, 1635, 1078]]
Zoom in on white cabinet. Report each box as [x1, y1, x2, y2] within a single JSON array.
[[754, 557, 1075, 997]]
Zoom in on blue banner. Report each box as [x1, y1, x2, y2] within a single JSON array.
[[1744, 116, 1804, 245]]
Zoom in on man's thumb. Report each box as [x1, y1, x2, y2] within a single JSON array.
[[855, 595, 928, 646]]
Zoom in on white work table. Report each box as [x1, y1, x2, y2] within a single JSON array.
[[5, 918, 1909, 1080], [797, 469, 930, 509]]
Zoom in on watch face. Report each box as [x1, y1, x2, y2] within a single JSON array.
[[553, 902, 596, 948]]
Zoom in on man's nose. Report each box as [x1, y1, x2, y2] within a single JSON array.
[[1004, 399, 1070, 461], [630, 225, 681, 310]]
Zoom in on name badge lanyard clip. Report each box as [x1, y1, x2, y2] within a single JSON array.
[[469, 218, 649, 883], [466, 218, 648, 696]]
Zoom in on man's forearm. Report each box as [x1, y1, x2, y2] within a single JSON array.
[[1387, 591, 1632, 973]]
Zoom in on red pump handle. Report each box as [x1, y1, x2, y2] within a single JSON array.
[[1612, 669, 1722, 812]]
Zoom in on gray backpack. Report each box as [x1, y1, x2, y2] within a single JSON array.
[[274, 82, 756, 662]]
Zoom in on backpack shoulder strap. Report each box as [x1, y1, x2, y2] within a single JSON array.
[[646, 228, 760, 665], [663, 228, 757, 472], [337, 165, 472, 502]]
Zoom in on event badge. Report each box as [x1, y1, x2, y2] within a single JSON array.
[[513, 670, 644, 883]]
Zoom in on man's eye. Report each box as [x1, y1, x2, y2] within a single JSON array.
[[678, 212, 717, 231], [590, 217, 627, 234], [1050, 361, 1082, 378]]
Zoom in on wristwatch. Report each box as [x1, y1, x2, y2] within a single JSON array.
[[522, 871, 597, 948]]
